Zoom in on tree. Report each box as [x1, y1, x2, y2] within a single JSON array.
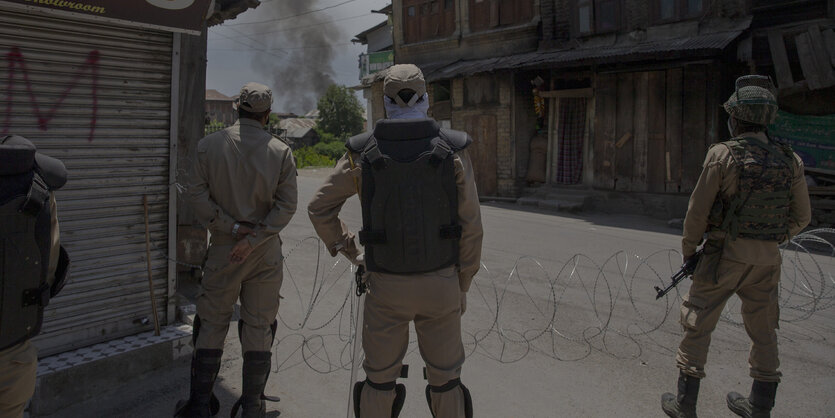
[[317, 84, 364, 139]]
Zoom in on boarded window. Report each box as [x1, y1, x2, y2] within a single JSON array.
[[469, 0, 534, 32], [464, 75, 498, 106], [404, 0, 456, 43]]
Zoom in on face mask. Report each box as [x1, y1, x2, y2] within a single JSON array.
[[727, 118, 735, 136], [384, 93, 430, 120]]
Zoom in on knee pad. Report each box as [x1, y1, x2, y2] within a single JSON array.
[[425, 378, 473, 418], [353, 379, 406, 418]]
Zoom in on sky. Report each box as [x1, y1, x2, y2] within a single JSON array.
[[206, 0, 390, 115]]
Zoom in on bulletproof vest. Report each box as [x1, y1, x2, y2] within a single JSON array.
[[707, 136, 795, 241], [1, 136, 68, 350], [347, 119, 472, 274]]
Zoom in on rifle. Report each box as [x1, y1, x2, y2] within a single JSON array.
[[654, 249, 703, 300]]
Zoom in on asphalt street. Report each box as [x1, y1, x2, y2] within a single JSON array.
[[46, 167, 835, 418]]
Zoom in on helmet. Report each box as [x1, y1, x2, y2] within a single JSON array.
[[723, 75, 778, 125]]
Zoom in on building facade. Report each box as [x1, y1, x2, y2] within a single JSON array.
[[205, 89, 237, 125], [385, 0, 834, 202]]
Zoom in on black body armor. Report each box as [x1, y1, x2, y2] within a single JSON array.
[[346, 119, 472, 274], [1, 135, 69, 350]]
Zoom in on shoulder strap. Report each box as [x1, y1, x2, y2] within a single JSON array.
[[346, 131, 374, 154], [362, 137, 387, 170], [428, 140, 453, 167], [20, 172, 49, 216], [438, 128, 472, 151]]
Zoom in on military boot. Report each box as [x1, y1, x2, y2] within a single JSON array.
[[174, 349, 223, 418], [231, 351, 273, 418], [661, 372, 700, 418], [727, 380, 777, 418]]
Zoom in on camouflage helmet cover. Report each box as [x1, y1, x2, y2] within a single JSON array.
[[723, 75, 778, 125]]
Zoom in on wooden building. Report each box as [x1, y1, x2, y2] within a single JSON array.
[[205, 89, 237, 125], [387, 0, 835, 202]]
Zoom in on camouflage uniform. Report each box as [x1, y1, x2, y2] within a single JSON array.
[[661, 77, 811, 418]]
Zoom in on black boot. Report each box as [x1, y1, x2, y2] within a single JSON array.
[[231, 351, 274, 418], [727, 380, 778, 418], [661, 372, 700, 418], [175, 349, 223, 418]]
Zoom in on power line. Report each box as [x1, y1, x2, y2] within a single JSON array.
[[209, 31, 288, 60], [209, 42, 356, 52], [223, 0, 360, 27], [209, 13, 374, 39], [223, 25, 289, 55]]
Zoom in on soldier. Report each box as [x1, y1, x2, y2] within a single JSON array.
[[177, 82, 297, 418], [308, 64, 483, 418], [0, 135, 70, 418], [661, 76, 811, 418]]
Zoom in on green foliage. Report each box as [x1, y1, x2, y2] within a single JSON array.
[[314, 126, 342, 144], [317, 84, 364, 138], [312, 141, 346, 160], [205, 120, 226, 135], [294, 146, 335, 168]]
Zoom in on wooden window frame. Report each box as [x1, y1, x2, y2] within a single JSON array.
[[652, 0, 708, 24], [403, 0, 456, 43], [469, 0, 535, 33], [573, 0, 621, 37]]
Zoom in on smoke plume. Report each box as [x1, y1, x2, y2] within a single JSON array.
[[249, 1, 345, 114]]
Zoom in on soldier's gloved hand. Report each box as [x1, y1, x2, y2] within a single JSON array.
[[460, 292, 467, 315]]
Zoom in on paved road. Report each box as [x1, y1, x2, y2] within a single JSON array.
[[48, 168, 835, 417]]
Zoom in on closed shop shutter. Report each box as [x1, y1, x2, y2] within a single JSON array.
[[0, 9, 174, 356]]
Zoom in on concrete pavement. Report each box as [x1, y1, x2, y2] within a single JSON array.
[[44, 167, 835, 418]]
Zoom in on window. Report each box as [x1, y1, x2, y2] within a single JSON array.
[[574, 0, 620, 36], [469, 0, 534, 32], [464, 75, 498, 106], [403, 0, 456, 43], [653, 0, 706, 22]]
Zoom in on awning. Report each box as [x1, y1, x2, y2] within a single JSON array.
[[422, 23, 750, 82]]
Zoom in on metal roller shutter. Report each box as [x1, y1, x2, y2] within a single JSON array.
[[0, 10, 174, 356]]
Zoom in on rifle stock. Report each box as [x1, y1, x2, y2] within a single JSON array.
[[654, 249, 703, 300]]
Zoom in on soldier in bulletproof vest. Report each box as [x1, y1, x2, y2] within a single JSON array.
[[660, 76, 811, 418], [308, 64, 483, 418], [177, 82, 297, 418], [0, 135, 70, 418]]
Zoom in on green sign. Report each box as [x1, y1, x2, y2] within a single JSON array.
[[360, 50, 394, 79], [769, 111, 835, 171]]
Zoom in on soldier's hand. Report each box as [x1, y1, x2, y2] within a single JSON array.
[[229, 239, 254, 264], [235, 225, 257, 241]]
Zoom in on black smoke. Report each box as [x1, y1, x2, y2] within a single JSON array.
[[248, 1, 345, 114]]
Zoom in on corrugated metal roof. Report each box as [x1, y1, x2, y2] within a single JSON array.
[[422, 29, 747, 82], [285, 127, 315, 139], [206, 89, 233, 101], [279, 117, 317, 132]]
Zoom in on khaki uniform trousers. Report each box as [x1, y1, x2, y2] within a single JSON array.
[[360, 266, 466, 418], [196, 236, 283, 353], [0, 341, 37, 418], [676, 252, 782, 382]]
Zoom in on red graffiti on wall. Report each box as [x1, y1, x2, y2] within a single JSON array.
[[3, 47, 100, 141]]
